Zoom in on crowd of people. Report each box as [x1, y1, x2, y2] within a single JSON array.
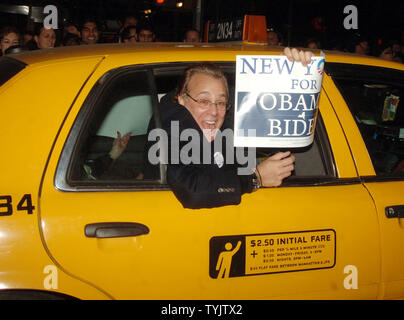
[[0, 14, 403, 63], [265, 27, 403, 63], [0, 15, 203, 56], [0, 14, 402, 62]]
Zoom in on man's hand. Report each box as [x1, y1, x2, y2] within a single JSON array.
[[283, 47, 313, 66], [256, 151, 295, 187], [109, 131, 131, 160]]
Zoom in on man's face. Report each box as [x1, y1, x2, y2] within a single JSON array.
[[1, 32, 19, 54], [124, 29, 137, 43], [35, 28, 56, 49], [81, 22, 99, 45], [267, 31, 279, 46], [184, 30, 200, 43], [138, 30, 154, 42], [356, 41, 369, 55], [23, 33, 32, 45], [392, 43, 400, 54], [380, 47, 394, 61], [178, 73, 227, 141]]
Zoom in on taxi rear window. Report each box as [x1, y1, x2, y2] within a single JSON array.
[[327, 63, 404, 177], [0, 57, 27, 87]]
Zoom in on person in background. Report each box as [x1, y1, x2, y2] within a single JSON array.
[[22, 30, 34, 46], [121, 26, 137, 43], [390, 40, 403, 63], [305, 38, 321, 49], [32, 25, 56, 49], [183, 29, 201, 43], [0, 26, 20, 56], [119, 14, 138, 35], [267, 28, 282, 46], [83, 131, 131, 180], [81, 19, 100, 45], [63, 33, 81, 46], [137, 22, 156, 42], [376, 41, 402, 62], [346, 33, 369, 55], [355, 39, 369, 55]]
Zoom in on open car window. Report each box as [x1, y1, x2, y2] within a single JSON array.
[[56, 63, 337, 191]]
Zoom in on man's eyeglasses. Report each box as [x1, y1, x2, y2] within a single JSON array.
[[185, 93, 230, 111]]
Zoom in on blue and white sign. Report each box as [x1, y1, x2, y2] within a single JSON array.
[[234, 55, 325, 148]]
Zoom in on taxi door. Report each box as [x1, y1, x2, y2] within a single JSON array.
[[324, 63, 404, 299], [39, 65, 380, 299]]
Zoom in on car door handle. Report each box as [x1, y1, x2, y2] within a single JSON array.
[[385, 206, 404, 219], [85, 222, 150, 238]]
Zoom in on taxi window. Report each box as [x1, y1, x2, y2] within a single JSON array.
[[58, 63, 337, 192], [64, 69, 163, 189], [327, 63, 404, 177]]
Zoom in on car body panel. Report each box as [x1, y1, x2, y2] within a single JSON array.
[[323, 62, 404, 299], [0, 55, 109, 298], [0, 43, 403, 299], [363, 182, 404, 299]]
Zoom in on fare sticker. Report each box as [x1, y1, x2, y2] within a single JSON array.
[[245, 230, 335, 275], [209, 229, 336, 279]]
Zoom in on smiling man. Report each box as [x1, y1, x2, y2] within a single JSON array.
[[81, 20, 100, 45], [177, 71, 227, 142]]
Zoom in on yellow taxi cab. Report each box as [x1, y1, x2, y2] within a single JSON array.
[[0, 37, 403, 300]]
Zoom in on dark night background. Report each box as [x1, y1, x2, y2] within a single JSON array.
[[0, 0, 403, 50]]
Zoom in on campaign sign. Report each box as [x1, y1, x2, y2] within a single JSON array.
[[234, 55, 325, 148]]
